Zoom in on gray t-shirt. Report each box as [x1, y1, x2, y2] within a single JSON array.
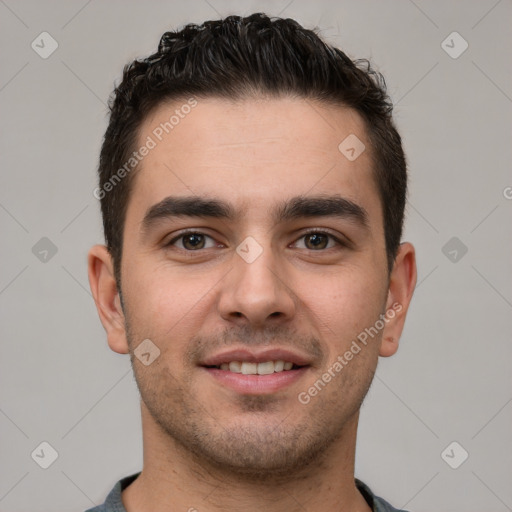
[[84, 473, 409, 512]]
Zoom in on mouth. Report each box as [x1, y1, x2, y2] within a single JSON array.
[[204, 360, 305, 375], [199, 348, 313, 394]]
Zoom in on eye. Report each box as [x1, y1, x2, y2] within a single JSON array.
[[165, 229, 345, 252], [293, 230, 343, 251], [167, 231, 218, 251]]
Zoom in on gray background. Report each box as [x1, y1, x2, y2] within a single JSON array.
[[1, 1, 511, 511]]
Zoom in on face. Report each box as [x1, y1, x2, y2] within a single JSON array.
[[91, 96, 415, 478]]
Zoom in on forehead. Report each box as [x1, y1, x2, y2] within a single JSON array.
[[128, 96, 380, 227]]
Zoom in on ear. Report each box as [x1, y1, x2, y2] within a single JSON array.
[[379, 242, 417, 357], [88, 244, 129, 354]]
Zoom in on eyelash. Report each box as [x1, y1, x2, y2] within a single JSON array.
[[166, 229, 346, 251]]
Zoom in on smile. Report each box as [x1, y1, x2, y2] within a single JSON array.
[[209, 360, 302, 375]]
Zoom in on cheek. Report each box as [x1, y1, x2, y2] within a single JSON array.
[[122, 262, 217, 347], [303, 269, 386, 353]]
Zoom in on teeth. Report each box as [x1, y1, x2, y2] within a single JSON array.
[[229, 361, 242, 373], [218, 360, 298, 374], [274, 360, 284, 372], [257, 361, 274, 375], [241, 362, 258, 375]]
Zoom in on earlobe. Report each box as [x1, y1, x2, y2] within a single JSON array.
[[380, 336, 398, 357], [87, 245, 130, 355], [379, 242, 417, 357]]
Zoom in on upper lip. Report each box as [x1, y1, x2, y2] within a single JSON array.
[[200, 348, 313, 367]]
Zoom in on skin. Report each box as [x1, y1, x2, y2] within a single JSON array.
[[88, 96, 416, 512]]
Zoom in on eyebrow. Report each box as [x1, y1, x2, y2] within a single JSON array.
[[141, 194, 369, 233]]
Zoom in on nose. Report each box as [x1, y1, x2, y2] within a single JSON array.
[[217, 240, 296, 327]]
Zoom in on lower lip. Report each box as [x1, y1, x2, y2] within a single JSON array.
[[202, 367, 309, 394]]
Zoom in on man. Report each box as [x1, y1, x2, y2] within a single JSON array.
[[87, 12, 417, 512]]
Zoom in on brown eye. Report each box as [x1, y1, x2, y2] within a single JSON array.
[[293, 231, 341, 251], [182, 233, 205, 250], [168, 232, 216, 251], [304, 233, 329, 250]]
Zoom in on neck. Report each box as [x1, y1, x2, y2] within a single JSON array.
[[122, 403, 371, 512]]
